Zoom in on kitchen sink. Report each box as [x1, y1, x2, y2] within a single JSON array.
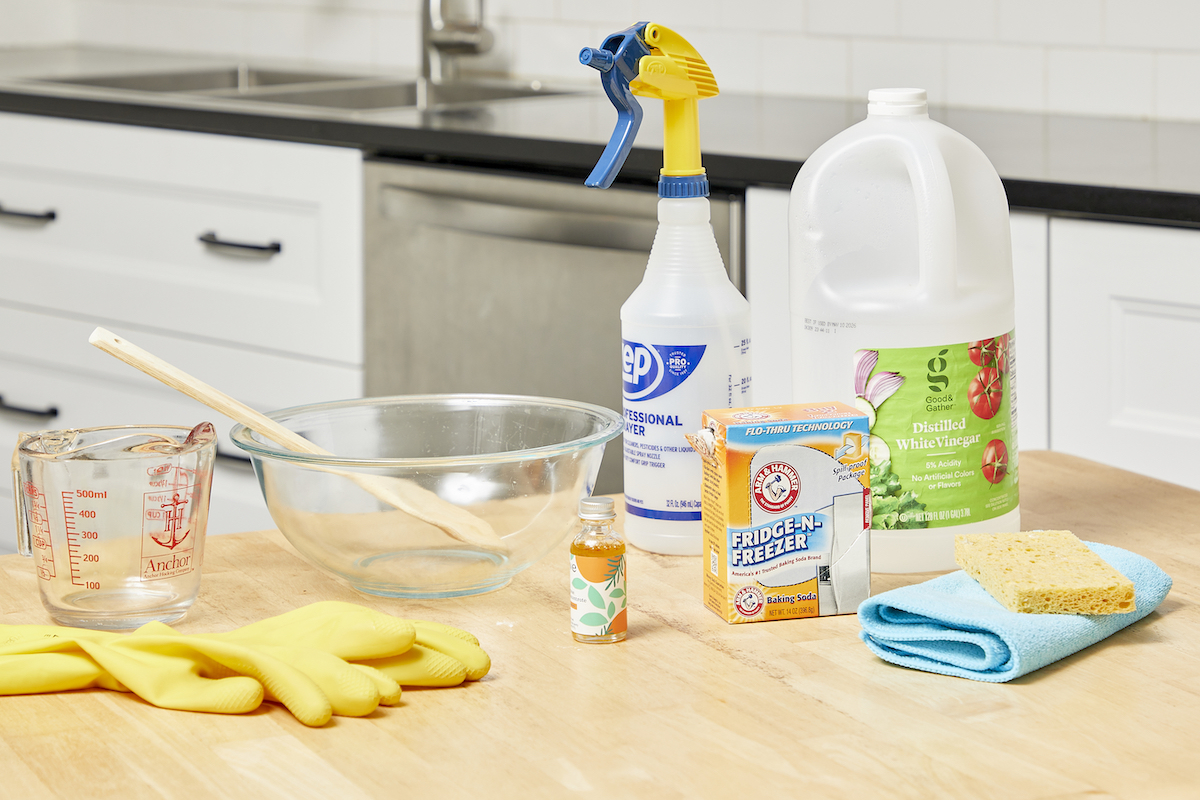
[[43, 67, 357, 94], [35, 67, 575, 111], [234, 79, 566, 110]]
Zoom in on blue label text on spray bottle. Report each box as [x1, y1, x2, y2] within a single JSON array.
[[622, 339, 706, 521]]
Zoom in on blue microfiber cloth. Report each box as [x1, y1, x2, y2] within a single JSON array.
[[858, 542, 1172, 682]]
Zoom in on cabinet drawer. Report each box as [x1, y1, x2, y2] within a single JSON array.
[[0, 112, 362, 364]]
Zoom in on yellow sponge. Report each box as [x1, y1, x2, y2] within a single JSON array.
[[954, 531, 1135, 615]]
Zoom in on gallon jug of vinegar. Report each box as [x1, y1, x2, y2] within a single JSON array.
[[790, 88, 1019, 573]]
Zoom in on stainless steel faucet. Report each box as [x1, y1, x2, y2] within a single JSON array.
[[420, 0, 494, 87]]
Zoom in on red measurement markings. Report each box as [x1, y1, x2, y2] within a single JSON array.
[[62, 492, 86, 587], [23, 482, 55, 579]]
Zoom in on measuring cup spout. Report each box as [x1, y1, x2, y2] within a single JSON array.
[[185, 421, 217, 447]]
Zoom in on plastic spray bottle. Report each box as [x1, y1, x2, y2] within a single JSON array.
[[581, 22, 752, 556], [790, 88, 1019, 573]]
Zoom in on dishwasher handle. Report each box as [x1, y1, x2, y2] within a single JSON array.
[[381, 185, 659, 253]]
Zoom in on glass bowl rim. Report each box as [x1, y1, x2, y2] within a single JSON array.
[[229, 392, 624, 469]]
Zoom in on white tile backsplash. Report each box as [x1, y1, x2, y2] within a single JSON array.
[[304, 10, 377, 66], [946, 42, 1044, 112], [0, 0, 75, 46], [997, 0, 1104, 47], [1048, 47, 1155, 119], [807, 0, 901, 38], [245, 8, 308, 62], [850, 38, 945, 104], [1156, 52, 1200, 122], [371, 11, 421, 70], [1104, 0, 1200, 51], [898, 0, 997, 42], [7, 0, 1200, 121], [761, 33, 849, 98], [508, 18, 592, 81]]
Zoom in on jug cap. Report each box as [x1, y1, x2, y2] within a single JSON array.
[[867, 88, 928, 116]]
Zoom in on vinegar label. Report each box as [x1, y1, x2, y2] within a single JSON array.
[[859, 331, 1018, 530]]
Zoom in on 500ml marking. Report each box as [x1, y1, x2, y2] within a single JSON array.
[[62, 489, 105, 590]]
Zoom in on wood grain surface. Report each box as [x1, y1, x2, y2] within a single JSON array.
[[1, 451, 1197, 799]]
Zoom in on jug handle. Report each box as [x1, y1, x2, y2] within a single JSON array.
[[876, 130, 959, 302]]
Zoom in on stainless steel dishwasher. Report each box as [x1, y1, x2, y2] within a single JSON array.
[[364, 158, 744, 495]]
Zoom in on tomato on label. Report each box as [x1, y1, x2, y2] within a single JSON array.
[[968, 367, 1003, 419], [982, 438, 1009, 484], [968, 338, 997, 368], [969, 336, 1011, 373], [994, 333, 1011, 374]]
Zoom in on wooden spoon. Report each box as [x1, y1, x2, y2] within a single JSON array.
[[88, 327, 508, 553]]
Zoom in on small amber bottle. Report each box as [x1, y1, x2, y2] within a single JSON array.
[[569, 497, 627, 643]]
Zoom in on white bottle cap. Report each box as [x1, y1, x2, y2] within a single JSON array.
[[867, 88, 928, 116]]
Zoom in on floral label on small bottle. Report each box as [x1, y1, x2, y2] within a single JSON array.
[[570, 553, 627, 636]]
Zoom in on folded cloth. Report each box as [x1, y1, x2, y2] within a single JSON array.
[[858, 542, 1172, 682]]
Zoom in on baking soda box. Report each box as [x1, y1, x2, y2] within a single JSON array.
[[692, 402, 871, 623]]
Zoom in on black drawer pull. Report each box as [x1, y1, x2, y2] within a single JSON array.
[[0, 395, 60, 419], [216, 449, 253, 466], [0, 203, 57, 222], [199, 231, 282, 255]]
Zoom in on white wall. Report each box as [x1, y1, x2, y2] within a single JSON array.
[[0, 0, 75, 47], [4, 0, 1200, 121]]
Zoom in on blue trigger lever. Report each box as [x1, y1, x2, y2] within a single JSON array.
[[579, 22, 651, 189]]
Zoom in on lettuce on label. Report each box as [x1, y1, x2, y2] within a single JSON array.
[[870, 459, 928, 530]]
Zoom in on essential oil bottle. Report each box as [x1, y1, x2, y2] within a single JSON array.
[[569, 497, 627, 643]]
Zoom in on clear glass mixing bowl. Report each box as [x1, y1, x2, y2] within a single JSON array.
[[230, 394, 623, 598]]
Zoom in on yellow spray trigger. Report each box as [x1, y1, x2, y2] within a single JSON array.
[[630, 23, 718, 178]]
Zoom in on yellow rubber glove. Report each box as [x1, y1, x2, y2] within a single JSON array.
[[207, 602, 491, 687], [359, 620, 491, 686], [0, 624, 383, 726], [139, 622, 403, 719], [206, 601, 416, 661], [412, 621, 491, 681], [0, 628, 265, 717], [0, 604, 489, 723], [0, 652, 124, 694]]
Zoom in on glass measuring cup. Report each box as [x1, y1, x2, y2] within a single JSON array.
[[12, 423, 217, 630]]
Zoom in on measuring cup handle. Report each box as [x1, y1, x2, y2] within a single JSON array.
[[12, 468, 32, 558]]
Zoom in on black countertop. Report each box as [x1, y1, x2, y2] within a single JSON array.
[[4, 46, 1200, 227]]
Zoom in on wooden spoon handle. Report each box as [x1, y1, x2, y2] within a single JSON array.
[[88, 327, 327, 456]]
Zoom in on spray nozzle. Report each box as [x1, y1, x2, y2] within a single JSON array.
[[580, 22, 718, 197]]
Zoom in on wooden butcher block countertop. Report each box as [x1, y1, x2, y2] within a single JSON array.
[[1, 451, 1197, 799]]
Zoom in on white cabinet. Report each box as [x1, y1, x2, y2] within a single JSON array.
[[1011, 212, 1050, 451], [0, 112, 364, 554], [744, 187, 1051, 452], [745, 186, 792, 406], [1049, 218, 1200, 490], [0, 112, 363, 363]]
